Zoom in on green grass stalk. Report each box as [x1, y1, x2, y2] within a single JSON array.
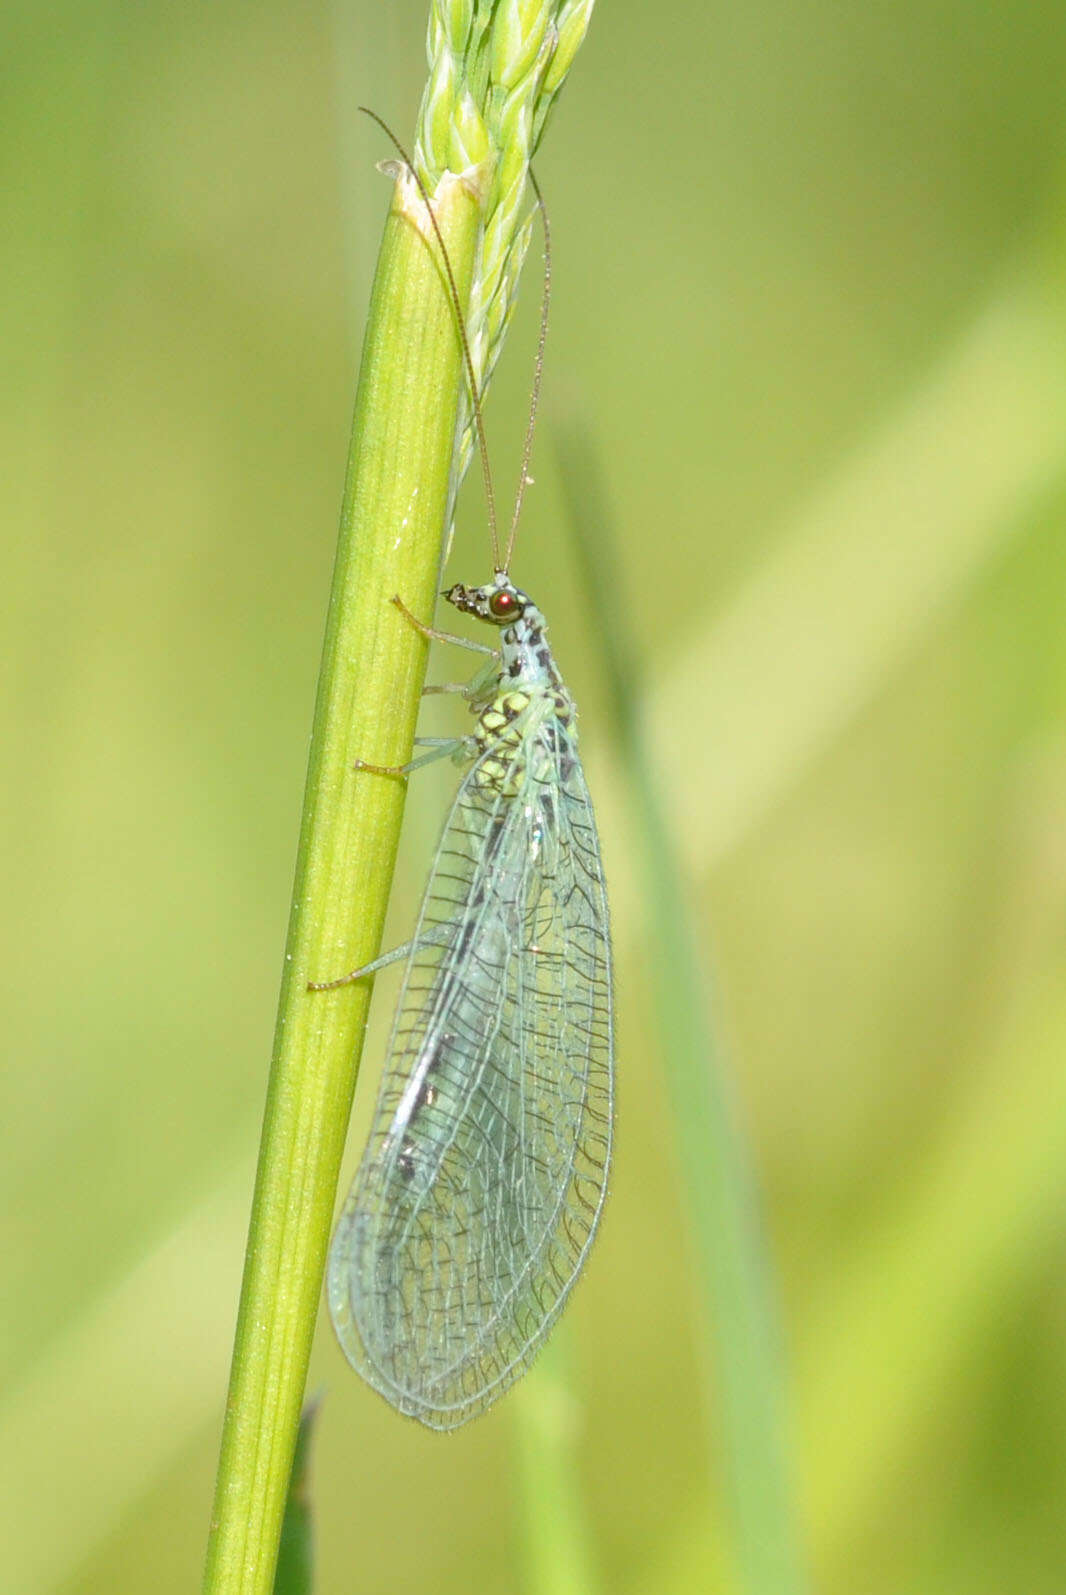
[[202, 167, 483, 1595]]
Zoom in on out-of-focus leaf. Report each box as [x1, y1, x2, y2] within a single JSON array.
[[513, 1339, 600, 1595], [273, 1399, 320, 1595], [558, 425, 807, 1595]]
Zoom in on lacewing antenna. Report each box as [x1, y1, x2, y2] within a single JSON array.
[[358, 107, 551, 576]]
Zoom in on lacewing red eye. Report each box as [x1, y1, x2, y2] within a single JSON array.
[[489, 590, 518, 619]]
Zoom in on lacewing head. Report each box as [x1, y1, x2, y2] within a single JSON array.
[[444, 573, 530, 626]]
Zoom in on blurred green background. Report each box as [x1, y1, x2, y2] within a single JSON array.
[[6, 1, 1066, 1591]]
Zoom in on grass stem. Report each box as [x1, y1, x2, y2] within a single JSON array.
[[202, 165, 483, 1595]]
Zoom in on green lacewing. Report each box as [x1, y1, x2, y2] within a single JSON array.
[[313, 113, 613, 1430]]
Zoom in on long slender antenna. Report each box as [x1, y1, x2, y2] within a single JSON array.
[[502, 170, 550, 575], [358, 106, 500, 568]]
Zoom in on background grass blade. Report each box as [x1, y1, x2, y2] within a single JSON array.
[[558, 424, 808, 1595], [272, 1400, 320, 1595], [513, 1339, 601, 1595]]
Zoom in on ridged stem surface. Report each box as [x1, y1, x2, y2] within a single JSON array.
[[202, 169, 481, 1595]]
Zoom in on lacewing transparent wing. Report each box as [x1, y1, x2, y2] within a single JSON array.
[[321, 122, 610, 1428], [326, 575, 613, 1429]]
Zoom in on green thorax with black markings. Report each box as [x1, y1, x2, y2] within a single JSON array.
[[444, 573, 576, 781]]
